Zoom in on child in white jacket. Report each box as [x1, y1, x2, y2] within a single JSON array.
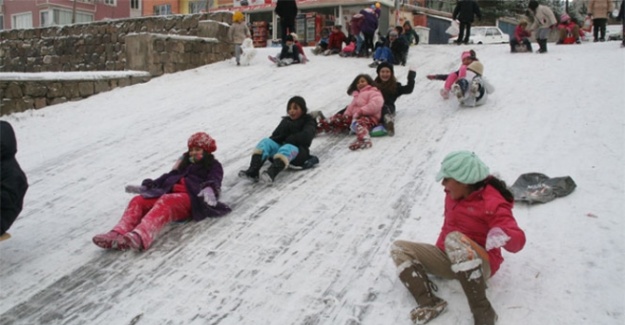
[[451, 61, 494, 107]]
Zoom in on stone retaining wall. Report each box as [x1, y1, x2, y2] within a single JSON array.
[[0, 12, 234, 116], [0, 12, 232, 73], [0, 73, 151, 115]]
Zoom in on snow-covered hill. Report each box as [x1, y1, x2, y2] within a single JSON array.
[[1, 42, 623, 325]]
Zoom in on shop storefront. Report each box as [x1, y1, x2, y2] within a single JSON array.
[[222, 0, 396, 47]]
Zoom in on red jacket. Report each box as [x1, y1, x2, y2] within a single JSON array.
[[514, 25, 531, 42], [435, 184, 526, 276], [328, 30, 347, 51]]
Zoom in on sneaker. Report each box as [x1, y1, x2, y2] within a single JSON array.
[[410, 298, 448, 325], [451, 84, 463, 99], [349, 138, 372, 150], [93, 231, 123, 249], [384, 115, 395, 137], [439, 88, 450, 100], [368, 61, 380, 68]]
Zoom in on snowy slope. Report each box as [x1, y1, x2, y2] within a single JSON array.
[[0, 42, 623, 325]]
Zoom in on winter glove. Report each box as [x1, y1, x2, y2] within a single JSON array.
[[426, 74, 436, 80], [485, 227, 511, 251], [198, 187, 217, 207], [125, 185, 146, 194], [408, 68, 417, 81]]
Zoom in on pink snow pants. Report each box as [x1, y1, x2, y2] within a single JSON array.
[[113, 194, 191, 249]]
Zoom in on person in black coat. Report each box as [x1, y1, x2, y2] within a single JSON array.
[[374, 62, 416, 136], [1, 121, 28, 239], [275, 0, 298, 45], [239, 96, 317, 183], [452, 0, 482, 44]]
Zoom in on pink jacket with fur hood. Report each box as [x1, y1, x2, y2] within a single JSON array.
[[344, 85, 384, 124], [435, 184, 526, 276]]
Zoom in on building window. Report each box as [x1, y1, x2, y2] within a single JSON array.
[[189, 1, 206, 13], [131, 0, 140, 10], [40, 8, 93, 26], [103, 0, 116, 5], [0, 15, 4, 30], [12, 12, 33, 29], [154, 4, 172, 16], [40, 11, 50, 27]]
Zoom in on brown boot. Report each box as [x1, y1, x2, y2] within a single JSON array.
[[398, 262, 448, 324], [456, 266, 497, 325]]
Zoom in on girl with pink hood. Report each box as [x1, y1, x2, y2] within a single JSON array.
[[426, 50, 477, 99], [317, 74, 384, 150]]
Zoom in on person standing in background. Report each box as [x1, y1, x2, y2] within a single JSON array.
[[588, 0, 615, 42], [452, 0, 482, 45], [275, 0, 298, 45]]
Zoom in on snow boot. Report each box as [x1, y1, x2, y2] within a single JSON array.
[[93, 230, 123, 249], [239, 153, 264, 182], [456, 266, 498, 325], [397, 262, 448, 324], [348, 138, 373, 150], [260, 155, 287, 184], [537, 39, 548, 53], [384, 114, 395, 137], [124, 231, 144, 251]]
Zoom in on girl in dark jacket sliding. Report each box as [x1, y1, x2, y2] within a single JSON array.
[[239, 96, 317, 183]]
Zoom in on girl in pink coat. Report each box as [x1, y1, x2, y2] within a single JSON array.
[[391, 151, 525, 325], [426, 50, 477, 99], [317, 74, 384, 150]]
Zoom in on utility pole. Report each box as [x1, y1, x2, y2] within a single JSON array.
[[72, 0, 77, 23]]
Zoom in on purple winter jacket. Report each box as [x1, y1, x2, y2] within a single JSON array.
[[140, 159, 231, 221], [359, 8, 380, 34]]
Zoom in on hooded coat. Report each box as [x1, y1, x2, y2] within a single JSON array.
[[139, 159, 230, 221], [435, 184, 526, 276], [0, 121, 29, 235], [344, 85, 384, 124]]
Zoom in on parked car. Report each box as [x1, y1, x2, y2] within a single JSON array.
[[448, 26, 510, 45]]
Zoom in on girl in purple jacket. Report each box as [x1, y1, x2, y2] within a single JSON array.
[[391, 151, 525, 325], [92, 132, 231, 251]]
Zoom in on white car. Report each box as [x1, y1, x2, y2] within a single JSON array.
[[448, 26, 510, 45]]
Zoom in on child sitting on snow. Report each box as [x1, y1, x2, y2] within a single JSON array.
[[510, 20, 533, 52], [317, 74, 384, 150], [557, 13, 582, 44], [311, 28, 330, 55], [426, 50, 477, 99], [373, 62, 416, 136], [239, 96, 317, 183], [92, 132, 231, 251], [323, 25, 347, 56], [451, 61, 494, 107]]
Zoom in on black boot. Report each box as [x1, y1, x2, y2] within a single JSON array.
[[456, 266, 497, 325], [538, 39, 548, 53], [260, 156, 287, 184], [238, 153, 264, 182]]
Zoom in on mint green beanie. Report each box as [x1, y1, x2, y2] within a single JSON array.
[[435, 151, 490, 184]]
